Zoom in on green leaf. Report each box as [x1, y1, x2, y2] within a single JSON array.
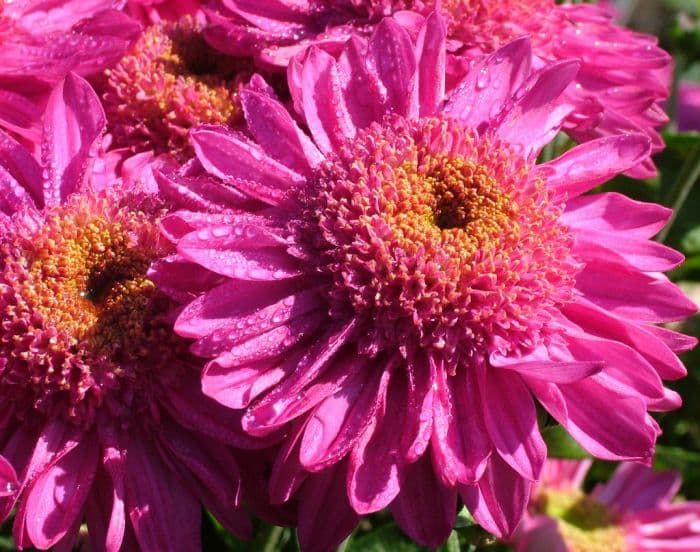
[[345, 523, 428, 552], [542, 425, 590, 459], [438, 531, 460, 552]]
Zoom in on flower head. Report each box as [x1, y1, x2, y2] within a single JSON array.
[[678, 81, 700, 132], [102, 14, 254, 160], [515, 459, 700, 552], [204, 0, 671, 178], [155, 15, 696, 550], [0, 73, 262, 550]]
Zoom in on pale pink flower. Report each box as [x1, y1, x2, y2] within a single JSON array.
[[204, 0, 671, 178], [515, 459, 700, 551], [0, 73, 265, 550], [154, 15, 695, 551], [678, 81, 700, 132]]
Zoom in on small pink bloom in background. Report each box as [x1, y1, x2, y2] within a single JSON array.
[[0, 73, 276, 551], [514, 459, 700, 551], [204, 0, 671, 178], [153, 13, 696, 550], [678, 81, 700, 132]]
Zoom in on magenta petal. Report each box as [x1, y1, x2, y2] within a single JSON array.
[[125, 435, 201, 552], [338, 36, 385, 129], [177, 229, 303, 281], [530, 376, 656, 461], [269, 420, 309, 504], [190, 125, 304, 205], [367, 18, 418, 117], [300, 365, 387, 472], [496, 60, 579, 158], [298, 460, 359, 552], [41, 73, 105, 206], [431, 361, 491, 486], [348, 365, 406, 514], [157, 420, 251, 539], [481, 367, 545, 481], [25, 436, 99, 549], [300, 47, 356, 153], [538, 136, 651, 198], [0, 128, 42, 209], [415, 12, 446, 117], [0, 455, 17, 497], [84, 463, 125, 552], [241, 87, 323, 175], [400, 353, 434, 463], [390, 454, 457, 548], [576, 260, 697, 322], [445, 36, 532, 125], [460, 454, 532, 539]]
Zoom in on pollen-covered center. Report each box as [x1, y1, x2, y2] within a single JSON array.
[[299, 115, 577, 370], [538, 489, 627, 552], [0, 193, 187, 425], [103, 15, 250, 159]]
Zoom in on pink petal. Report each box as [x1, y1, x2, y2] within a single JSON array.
[[298, 460, 359, 552], [562, 192, 671, 239], [529, 376, 656, 461], [400, 352, 434, 463], [177, 229, 303, 281], [576, 260, 697, 323], [367, 18, 418, 117], [460, 454, 532, 538], [41, 73, 105, 206], [348, 364, 406, 514], [25, 436, 99, 548], [390, 454, 457, 548], [190, 125, 303, 206], [431, 361, 491, 486], [300, 365, 388, 472], [84, 464, 125, 552], [445, 37, 532, 125], [415, 12, 446, 117], [337, 36, 385, 129], [538, 135, 651, 198], [0, 129, 41, 213], [0, 455, 17, 497], [299, 47, 356, 153], [496, 60, 579, 158], [481, 366, 545, 481], [241, 86, 323, 175], [157, 420, 251, 539], [269, 420, 309, 504], [125, 435, 201, 552]]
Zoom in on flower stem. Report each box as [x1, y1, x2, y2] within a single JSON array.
[[657, 143, 700, 244]]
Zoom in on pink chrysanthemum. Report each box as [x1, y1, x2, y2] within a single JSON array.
[[0, 0, 139, 144], [102, 14, 250, 160], [514, 459, 700, 551], [153, 15, 696, 551], [0, 73, 270, 551], [204, 0, 671, 178]]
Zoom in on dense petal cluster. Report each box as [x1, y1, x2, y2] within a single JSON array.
[[204, 0, 671, 177], [0, 0, 139, 142], [152, 15, 696, 550], [515, 459, 700, 551], [0, 74, 261, 551]]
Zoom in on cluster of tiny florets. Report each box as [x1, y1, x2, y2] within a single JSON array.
[[294, 115, 578, 371]]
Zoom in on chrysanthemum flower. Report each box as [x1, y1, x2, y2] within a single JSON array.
[[514, 459, 700, 551], [204, 0, 671, 178], [102, 14, 256, 160], [0, 73, 266, 551], [154, 15, 696, 551]]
